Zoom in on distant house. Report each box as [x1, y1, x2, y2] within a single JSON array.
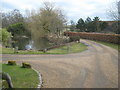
[[99, 21, 118, 34], [99, 21, 117, 26]]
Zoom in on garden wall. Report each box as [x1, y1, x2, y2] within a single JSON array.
[[64, 31, 120, 44]]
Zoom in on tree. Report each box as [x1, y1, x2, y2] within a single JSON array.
[[2, 9, 24, 28], [107, 1, 119, 21], [85, 17, 92, 24], [26, 2, 66, 38], [76, 18, 85, 32], [1, 28, 12, 47], [93, 16, 100, 21], [25, 1, 67, 50], [7, 23, 30, 37], [70, 20, 76, 32], [118, 1, 120, 34], [85, 17, 93, 32], [107, 1, 119, 34], [7, 23, 31, 49], [99, 22, 108, 31], [92, 16, 100, 32]]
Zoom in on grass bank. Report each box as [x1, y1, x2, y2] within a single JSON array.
[[1, 42, 87, 54], [1, 63, 39, 88], [93, 40, 119, 51], [47, 43, 87, 54]]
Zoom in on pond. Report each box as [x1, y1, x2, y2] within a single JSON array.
[[31, 37, 52, 50], [13, 37, 54, 50]]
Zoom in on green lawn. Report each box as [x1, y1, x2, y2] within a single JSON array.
[[0, 64, 1, 89], [0, 63, 1, 71], [2, 63, 39, 88], [94, 40, 119, 51], [1, 47, 14, 54], [47, 43, 87, 54], [1, 42, 87, 54]]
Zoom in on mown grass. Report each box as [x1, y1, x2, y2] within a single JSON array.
[[1, 47, 14, 54], [1, 42, 87, 54], [0, 64, 1, 89], [94, 40, 119, 51], [47, 43, 87, 54], [1, 63, 39, 88]]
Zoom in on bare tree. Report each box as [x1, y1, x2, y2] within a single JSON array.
[[70, 20, 76, 32], [107, 1, 119, 21], [25, 1, 67, 49], [2, 9, 24, 28], [118, 1, 120, 20], [106, 1, 120, 34]]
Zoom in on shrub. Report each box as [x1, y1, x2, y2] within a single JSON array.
[[1, 28, 12, 47], [22, 62, 31, 68], [7, 23, 27, 36], [69, 36, 80, 42], [8, 61, 16, 65]]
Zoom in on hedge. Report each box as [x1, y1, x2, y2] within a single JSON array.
[[64, 31, 120, 44]]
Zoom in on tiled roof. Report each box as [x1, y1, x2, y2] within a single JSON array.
[[98, 21, 117, 26]]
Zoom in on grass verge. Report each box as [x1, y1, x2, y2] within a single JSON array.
[[93, 40, 119, 51], [47, 43, 87, 54], [1, 42, 87, 54], [1, 63, 39, 88]]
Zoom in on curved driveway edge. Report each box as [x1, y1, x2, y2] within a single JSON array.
[[32, 68, 42, 88]]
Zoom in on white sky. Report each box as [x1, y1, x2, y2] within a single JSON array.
[[1, 0, 116, 23]]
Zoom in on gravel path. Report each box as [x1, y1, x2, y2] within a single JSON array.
[[2, 39, 118, 88]]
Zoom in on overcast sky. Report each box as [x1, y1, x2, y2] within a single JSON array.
[[1, 0, 115, 23]]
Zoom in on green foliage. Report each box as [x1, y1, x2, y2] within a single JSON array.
[[76, 18, 85, 32], [99, 22, 108, 31], [7, 23, 31, 49], [70, 20, 76, 32], [85, 17, 92, 24], [92, 16, 100, 32], [93, 16, 100, 21], [85, 17, 94, 32], [2, 80, 9, 88], [8, 61, 16, 65], [22, 62, 31, 68], [7, 23, 28, 36], [76, 16, 108, 32], [1, 28, 12, 47], [0, 29, 2, 42]]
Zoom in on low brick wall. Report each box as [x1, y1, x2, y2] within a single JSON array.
[[64, 31, 120, 44]]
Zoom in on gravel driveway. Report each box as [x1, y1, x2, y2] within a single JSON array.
[[2, 39, 118, 88]]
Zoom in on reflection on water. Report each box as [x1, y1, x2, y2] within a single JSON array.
[[15, 35, 68, 50], [16, 37, 53, 50], [32, 37, 50, 50], [16, 38, 30, 50]]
